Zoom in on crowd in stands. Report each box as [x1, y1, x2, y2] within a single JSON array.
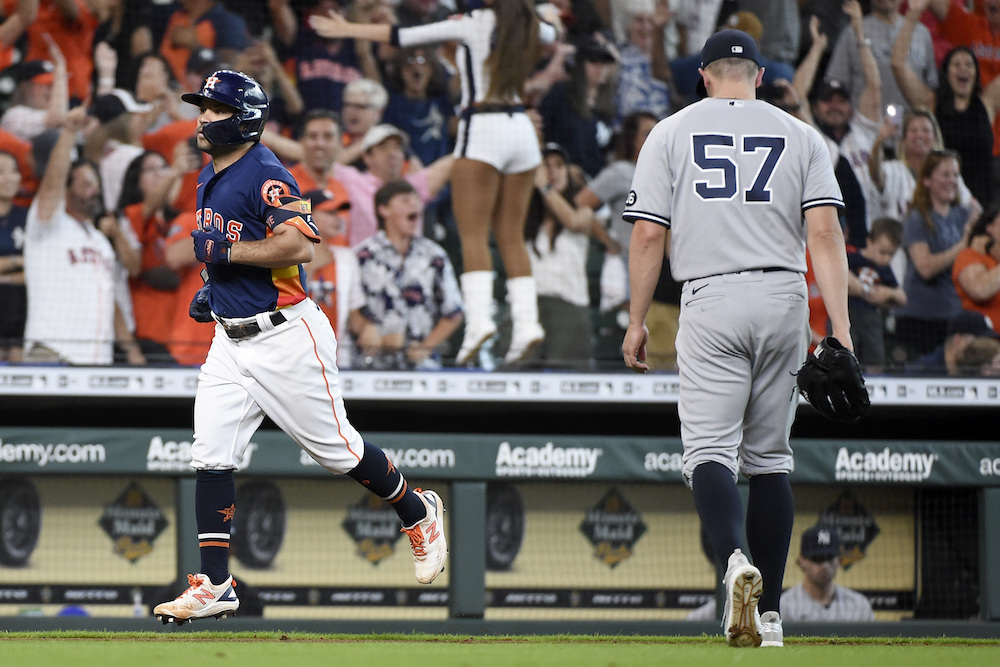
[[2, 0, 1000, 376]]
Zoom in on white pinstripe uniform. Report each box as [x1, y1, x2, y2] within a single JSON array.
[[393, 9, 556, 173], [623, 97, 844, 484]]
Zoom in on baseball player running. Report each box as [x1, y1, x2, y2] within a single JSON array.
[[622, 30, 853, 648], [153, 70, 447, 625]]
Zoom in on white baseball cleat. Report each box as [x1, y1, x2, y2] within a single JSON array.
[[760, 610, 784, 647], [153, 573, 239, 625], [722, 549, 763, 647], [402, 489, 448, 584]]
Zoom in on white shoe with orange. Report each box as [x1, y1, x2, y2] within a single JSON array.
[[402, 489, 447, 584], [153, 573, 239, 625]]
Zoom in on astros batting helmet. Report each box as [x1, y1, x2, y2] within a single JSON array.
[[181, 70, 269, 146]]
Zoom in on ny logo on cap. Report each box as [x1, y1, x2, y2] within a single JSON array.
[[732, 46, 744, 55], [817, 529, 832, 545], [204, 75, 221, 91]]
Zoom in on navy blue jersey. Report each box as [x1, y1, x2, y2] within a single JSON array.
[[848, 250, 899, 312], [197, 143, 320, 318], [0, 204, 27, 256], [293, 31, 365, 113]]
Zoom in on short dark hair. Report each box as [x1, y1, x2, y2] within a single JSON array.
[[297, 108, 341, 138], [67, 158, 101, 191], [868, 217, 903, 247], [618, 109, 659, 161], [374, 179, 417, 229]]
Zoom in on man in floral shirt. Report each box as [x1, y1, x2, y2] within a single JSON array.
[[355, 180, 463, 369]]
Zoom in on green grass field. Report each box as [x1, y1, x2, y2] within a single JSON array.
[[0, 633, 998, 666]]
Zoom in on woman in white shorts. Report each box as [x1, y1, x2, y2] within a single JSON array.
[[310, 0, 557, 366]]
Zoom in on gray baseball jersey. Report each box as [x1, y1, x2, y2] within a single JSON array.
[[624, 96, 845, 484], [623, 97, 843, 282], [780, 583, 875, 622]]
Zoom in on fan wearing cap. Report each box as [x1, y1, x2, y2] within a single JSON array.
[[907, 309, 1000, 376], [302, 186, 370, 369], [794, 8, 882, 252], [84, 89, 155, 213], [0, 48, 68, 142], [537, 36, 619, 179], [623, 28, 852, 648], [333, 123, 454, 247], [779, 524, 874, 622]]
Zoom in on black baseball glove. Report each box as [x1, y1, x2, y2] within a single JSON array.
[[795, 337, 871, 424]]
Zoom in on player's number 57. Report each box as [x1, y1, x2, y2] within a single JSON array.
[[692, 134, 785, 203]]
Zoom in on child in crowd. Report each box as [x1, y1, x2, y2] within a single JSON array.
[[848, 217, 907, 371]]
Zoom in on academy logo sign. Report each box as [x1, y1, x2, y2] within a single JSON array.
[[342, 494, 404, 565], [579, 488, 647, 568], [0, 437, 106, 467], [147, 436, 257, 472], [98, 482, 168, 563], [495, 441, 602, 478], [834, 446, 937, 483]]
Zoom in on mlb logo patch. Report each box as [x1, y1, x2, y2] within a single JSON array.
[[732, 46, 744, 55]]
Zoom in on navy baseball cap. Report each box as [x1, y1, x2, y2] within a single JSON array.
[[947, 310, 999, 338], [813, 78, 852, 103], [800, 524, 841, 560], [700, 29, 762, 69], [542, 142, 571, 163]]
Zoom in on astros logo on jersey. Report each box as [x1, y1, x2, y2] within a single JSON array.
[[261, 179, 291, 206]]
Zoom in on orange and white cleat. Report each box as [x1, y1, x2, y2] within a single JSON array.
[[402, 489, 448, 584], [153, 573, 239, 625]]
